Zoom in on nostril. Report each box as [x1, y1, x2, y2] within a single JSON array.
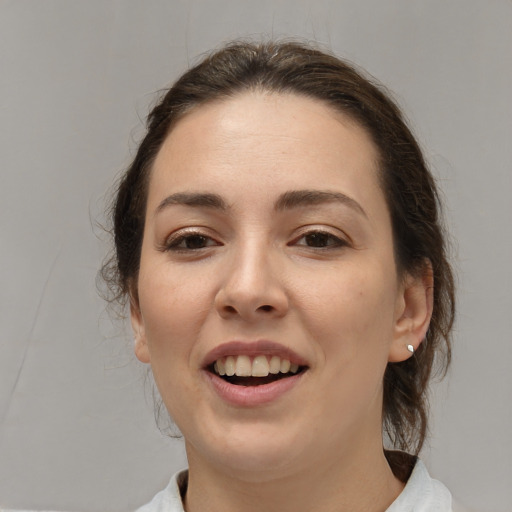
[[258, 305, 273, 312], [224, 305, 237, 314]]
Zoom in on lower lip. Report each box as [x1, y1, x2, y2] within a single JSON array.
[[203, 371, 305, 406]]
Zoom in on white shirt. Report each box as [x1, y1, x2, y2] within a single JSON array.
[[135, 459, 453, 511]]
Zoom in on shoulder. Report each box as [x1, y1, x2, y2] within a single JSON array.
[[386, 458, 453, 512], [134, 470, 188, 512]]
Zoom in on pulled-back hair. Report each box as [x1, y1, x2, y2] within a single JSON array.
[[102, 40, 455, 458]]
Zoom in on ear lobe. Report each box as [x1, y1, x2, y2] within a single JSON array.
[[388, 263, 434, 363], [130, 299, 151, 364]]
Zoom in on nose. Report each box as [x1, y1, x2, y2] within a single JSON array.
[[214, 244, 289, 322]]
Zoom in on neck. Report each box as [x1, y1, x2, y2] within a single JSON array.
[[184, 440, 404, 512]]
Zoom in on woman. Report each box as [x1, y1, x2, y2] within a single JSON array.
[[103, 41, 455, 511]]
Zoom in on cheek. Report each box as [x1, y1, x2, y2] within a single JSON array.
[[299, 261, 398, 357], [138, 267, 211, 358], [301, 266, 397, 425], [137, 269, 211, 417]]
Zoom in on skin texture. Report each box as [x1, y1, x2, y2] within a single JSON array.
[[131, 92, 433, 512]]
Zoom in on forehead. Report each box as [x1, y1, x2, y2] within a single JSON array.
[[148, 92, 383, 214], [154, 91, 378, 182]]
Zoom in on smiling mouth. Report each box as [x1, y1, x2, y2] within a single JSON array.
[[209, 355, 307, 387]]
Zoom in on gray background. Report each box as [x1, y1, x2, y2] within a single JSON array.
[[1, 1, 511, 511]]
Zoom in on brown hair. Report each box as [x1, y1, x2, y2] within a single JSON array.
[[102, 40, 455, 458]]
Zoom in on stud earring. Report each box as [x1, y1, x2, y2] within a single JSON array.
[[407, 344, 415, 354]]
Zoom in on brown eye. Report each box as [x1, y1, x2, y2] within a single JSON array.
[[305, 232, 330, 247], [295, 231, 346, 248], [182, 235, 209, 249], [165, 233, 219, 251]]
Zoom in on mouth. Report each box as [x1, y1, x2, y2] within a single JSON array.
[[208, 355, 308, 387], [202, 341, 309, 405]]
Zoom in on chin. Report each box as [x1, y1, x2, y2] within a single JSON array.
[[187, 420, 309, 479], [216, 448, 303, 482]]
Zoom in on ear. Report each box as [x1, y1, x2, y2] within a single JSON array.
[[388, 262, 434, 363], [130, 295, 151, 364]]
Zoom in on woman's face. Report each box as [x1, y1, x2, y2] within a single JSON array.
[[132, 92, 427, 478]]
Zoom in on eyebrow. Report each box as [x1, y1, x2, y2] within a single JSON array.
[[155, 192, 228, 215], [274, 190, 368, 218], [154, 189, 367, 218]]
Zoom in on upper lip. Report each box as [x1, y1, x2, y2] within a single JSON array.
[[202, 340, 309, 369]]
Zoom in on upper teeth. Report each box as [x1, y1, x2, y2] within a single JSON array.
[[213, 355, 300, 377]]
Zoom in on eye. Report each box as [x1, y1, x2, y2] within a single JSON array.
[[164, 231, 220, 251], [293, 230, 347, 249]]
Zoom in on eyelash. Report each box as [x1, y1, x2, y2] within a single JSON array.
[[163, 230, 220, 252], [291, 229, 348, 249], [163, 228, 348, 253]]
